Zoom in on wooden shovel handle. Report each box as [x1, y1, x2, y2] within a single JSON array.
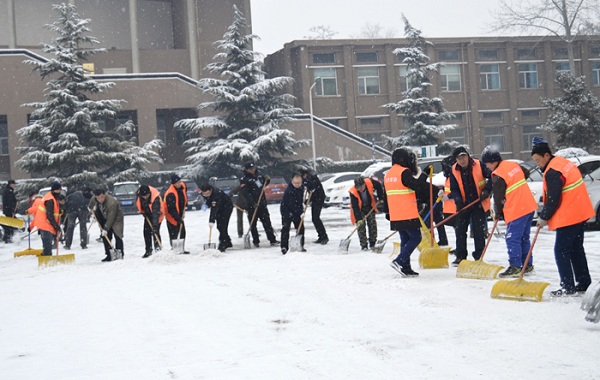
[[433, 199, 480, 229]]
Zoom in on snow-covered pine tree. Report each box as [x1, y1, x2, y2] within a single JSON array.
[[17, 3, 162, 189], [540, 71, 600, 152], [382, 15, 456, 153], [175, 5, 305, 178]]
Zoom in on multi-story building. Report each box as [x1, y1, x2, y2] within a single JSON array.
[[265, 36, 600, 160]]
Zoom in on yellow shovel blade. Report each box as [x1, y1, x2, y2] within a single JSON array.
[[490, 277, 550, 302], [418, 246, 450, 269], [14, 248, 44, 257], [0, 216, 25, 229], [389, 241, 401, 259], [456, 259, 503, 280], [38, 254, 75, 268]]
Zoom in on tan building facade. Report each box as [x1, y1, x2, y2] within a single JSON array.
[[264, 36, 600, 160]]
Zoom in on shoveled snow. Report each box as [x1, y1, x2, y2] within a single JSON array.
[[1, 204, 598, 379]]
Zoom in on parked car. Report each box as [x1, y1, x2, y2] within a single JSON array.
[[183, 179, 203, 211], [111, 181, 139, 215], [322, 172, 361, 207], [208, 176, 240, 203], [264, 176, 287, 203]]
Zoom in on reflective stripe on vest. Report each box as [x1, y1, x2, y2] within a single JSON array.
[[348, 178, 377, 224], [33, 192, 60, 234], [384, 164, 419, 222], [452, 159, 490, 212], [492, 160, 537, 223]]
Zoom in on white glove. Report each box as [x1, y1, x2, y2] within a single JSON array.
[[300, 213, 305, 219], [442, 194, 449, 202], [208, 222, 215, 228], [101, 230, 108, 237], [437, 189, 444, 197]]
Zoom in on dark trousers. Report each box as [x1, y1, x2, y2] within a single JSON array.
[[41, 230, 56, 256], [65, 209, 88, 248], [455, 205, 487, 260], [281, 216, 304, 249], [393, 228, 421, 268], [216, 206, 233, 248], [102, 228, 124, 256], [167, 221, 186, 246], [247, 205, 277, 244], [311, 201, 327, 240], [357, 211, 377, 248], [554, 222, 592, 292], [2, 212, 15, 243], [143, 218, 162, 252], [236, 208, 244, 238], [422, 203, 448, 245]]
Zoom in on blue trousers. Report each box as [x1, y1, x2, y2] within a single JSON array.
[[505, 212, 534, 267], [41, 230, 56, 256], [394, 228, 421, 268], [554, 222, 592, 292]]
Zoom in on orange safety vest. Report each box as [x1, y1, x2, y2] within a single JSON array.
[[492, 160, 538, 223], [27, 197, 43, 230], [384, 164, 419, 222], [442, 177, 456, 214], [543, 156, 594, 230], [348, 178, 378, 224], [452, 159, 490, 212], [136, 186, 165, 223], [163, 182, 188, 226], [33, 192, 60, 234]]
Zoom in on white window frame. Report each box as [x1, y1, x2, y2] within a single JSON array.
[[593, 61, 600, 86], [522, 125, 539, 151], [356, 67, 380, 95], [0, 116, 8, 156], [440, 64, 461, 91], [518, 63, 538, 89], [480, 64, 500, 90], [313, 68, 338, 96], [484, 126, 505, 151], [555, 61, 570, 73]]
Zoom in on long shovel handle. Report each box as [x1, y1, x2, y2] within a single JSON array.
[[428, 166, 434, 246], [519, 225, 541, 279], [382, 230, 397, 242], [479, 218, 499, 261], [208, 225, 213, 244], [246, 184, 267, 235], [346, 200, 382, 239], [296, 190, 314, 234], [433, 199, 480, 229], [144, 215, 163, 250]]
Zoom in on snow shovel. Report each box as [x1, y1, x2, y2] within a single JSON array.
[[101, 230, 123, 260], [456, 218, 504, 280], [372, 230, 397, 254], [0, 215, 25, 229], [581, 282, 600, 323], [338, 202, 380, 253], [173, 222, 185, 254], [14, 216, 43, 257], [203, 224, 217, 250], [417, 195, 443, 252], [38, 233, 75, 268], [144, 215, 163, 251], [490, 226, 550, 302], [418, 172, 450, 269], [244, 185, 267, 249], [290, 191, 313, 252]]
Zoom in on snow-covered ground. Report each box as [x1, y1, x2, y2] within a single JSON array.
[[1, 204, 598, 379]]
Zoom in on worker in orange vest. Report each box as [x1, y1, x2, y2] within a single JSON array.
[[481, 146, 538, 278], [136, 185, 164, 258], [449, 146, 492, 266], [32, 181, 63, 256], [27, 193, 44, 231], [348, 176, 384, 250], [164, 174, 189, 253], [532, 137, 594, 296]]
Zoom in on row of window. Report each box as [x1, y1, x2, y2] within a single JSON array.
[[313, 46, 600, 65], [312, 61, 600, 96]]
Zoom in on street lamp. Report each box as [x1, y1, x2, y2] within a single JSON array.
[[309, 78, 320, 171]]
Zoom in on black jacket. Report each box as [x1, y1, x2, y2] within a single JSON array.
[[2, 185, 17, 216], [66, 191, 88, 214], [350, 179, 384, 220], [240, 170, 268, 208], [303, 172, 325, 205], [280, 184, 306, 220], [203, 186, 234, 223], [138, 194, 162, 227], [538, 156, 564, 221]]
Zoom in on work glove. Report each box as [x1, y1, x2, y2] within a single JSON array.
[[479, 190, 490, 201], [300, 212, 305, 219], [264, 175, 271, 186], [208, 222, 215, 228], [101, 229, 108, 237], [357, 219, 365, 228], [537, 218, 548, 228]]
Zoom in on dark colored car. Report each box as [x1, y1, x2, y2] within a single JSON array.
[[209, 176, 240, 203], [183, 179, 203, 211], [111, 182, 140, 215], [264, 176, 287, 203]]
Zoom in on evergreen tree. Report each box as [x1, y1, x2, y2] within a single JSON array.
[[17, 3, 162, 189], [175, 5, 304, 178], [540, 71, 600, 151], [382, 16, 456, 152]]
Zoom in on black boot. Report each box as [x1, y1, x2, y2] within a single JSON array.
[[142, 251, 152, 258]]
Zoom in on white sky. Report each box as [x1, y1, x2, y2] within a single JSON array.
[[251, 0, 502, 56]]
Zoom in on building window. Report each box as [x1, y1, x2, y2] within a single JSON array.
[[114, 110, 138, 141], [553, 48, 568, 57], [478, 49, 498, 59], [313, 68, 338, 96], [312, 53, 335, 64], [484, 126, 505, 151], [360, 117, 382, 130], [521, 110, 541, 121], [438, 50, 460, 61], [399, 65, 411, 92], [445, 128, 466, 145], [0, 116, 8, 156], [518, 63, 538, 89], [481, 112, 503, 122], [517, 48, 536, 59], [355, 52, 378, 63], [356, 67, 380, 95], [556, 62, 570, 73], [591, 47, 600, 57], [450, 113, 464, 123], [593, 62, 600, 86], [360, 132, 386, 145], [440, 64, 461, 91], [480, 64, 500, 90], [522, 125, 539, 150]]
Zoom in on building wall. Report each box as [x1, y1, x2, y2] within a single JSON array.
[[265, 36, 600, 160]]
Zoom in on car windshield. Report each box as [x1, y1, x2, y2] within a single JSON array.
[[185, 181, 198, 191], [214, 179, 238, 189], [113, 184, 138, 196], [319, 173, 335, 182], [269, 177, 286, 185]]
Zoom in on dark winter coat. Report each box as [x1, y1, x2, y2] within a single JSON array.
[[303, 172, 325, 205], [138, 194, 162, 227], [280, 183, 306, 220], [230, 184, 248, 210], [2, 185, 18, 216], [537, 156, 564, 221], [165, 186, 187, 223], [89, 194, 124, 238], [449, 157, 492, 210], [240, 169, 268, 208], [350, 179, 384, 220], [66, 191, 89, 214], [203, 186, 234, 224], [383, 169, 430, 230]]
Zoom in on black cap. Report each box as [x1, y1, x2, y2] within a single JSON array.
[[244, 162, 255, 170], [51, 181, 62, 191], [481, 145, 502, 164], [138, 185, 150, 196], [531, 137, 551, 156], [452, 146, 469, 159], [354, 176, 365, 187], [170, 173, 181, 184], [7, 179, 16, 185]]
